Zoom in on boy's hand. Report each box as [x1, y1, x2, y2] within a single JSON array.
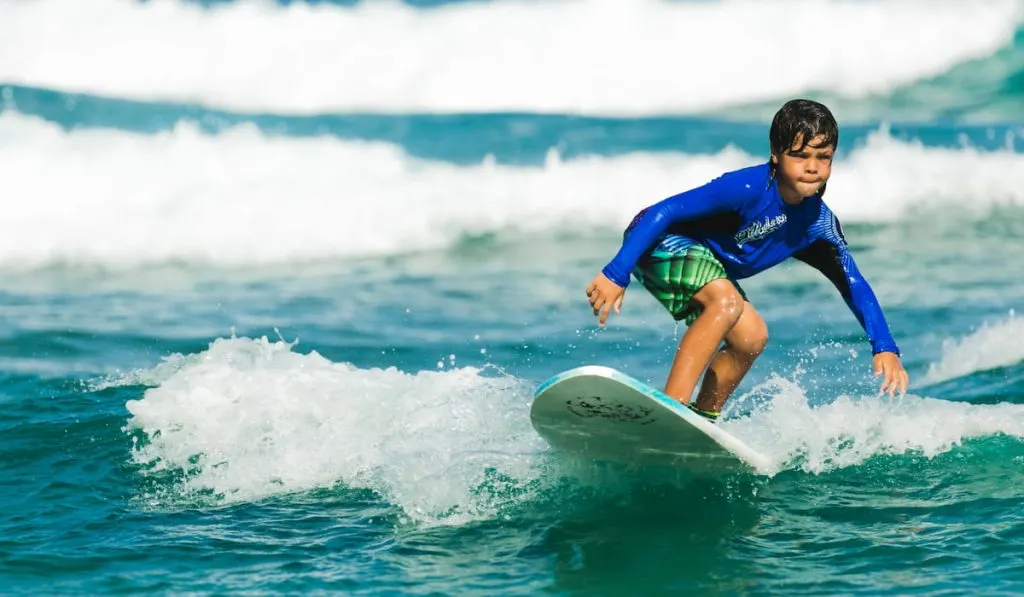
[[873, 351, 909, 396], [586, 273, 625, 327]]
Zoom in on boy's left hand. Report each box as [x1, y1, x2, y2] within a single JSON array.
[[873, 351, 909, 396]]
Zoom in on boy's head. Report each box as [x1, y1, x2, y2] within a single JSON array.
[[769, 99, 838, 202]]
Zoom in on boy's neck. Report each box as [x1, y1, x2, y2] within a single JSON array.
[[778, 186, 805, 205]]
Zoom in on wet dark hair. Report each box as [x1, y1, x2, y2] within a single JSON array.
[[769, 99, 839, 158], [768, 99, 839, 196]]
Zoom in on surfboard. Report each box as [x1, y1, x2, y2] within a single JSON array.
[[530, 365, 772, 475]]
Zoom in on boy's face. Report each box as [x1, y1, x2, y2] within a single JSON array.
[[772, 133, 834, 202]]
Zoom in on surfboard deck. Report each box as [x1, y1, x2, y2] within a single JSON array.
[[530, 365, 771, 475]]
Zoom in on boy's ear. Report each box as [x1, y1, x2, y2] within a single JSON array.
[[769, 153, 778, 164]]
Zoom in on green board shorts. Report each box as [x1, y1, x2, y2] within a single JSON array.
[[631, 234, 747, 325]]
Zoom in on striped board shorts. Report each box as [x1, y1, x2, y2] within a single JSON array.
[[631, 234, 747, 325]]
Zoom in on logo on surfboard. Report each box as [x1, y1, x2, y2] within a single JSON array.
[[565, 396, 656, 425]]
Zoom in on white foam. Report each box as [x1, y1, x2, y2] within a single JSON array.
[[722, 374, 1024, 475], [922, 311, 1024, 385], [118, 336, 1024, 512], [2, 0, 1020, 115], [4, 113, 1024, 269], [123, 335, 547, 525]]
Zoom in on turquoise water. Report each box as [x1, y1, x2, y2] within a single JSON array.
[[3, 0, 1024, 594]]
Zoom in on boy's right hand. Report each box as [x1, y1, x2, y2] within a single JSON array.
[[586, 273, 625, 327]]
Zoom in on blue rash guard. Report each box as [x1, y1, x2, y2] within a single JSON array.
[[601, 163, 900, 356]]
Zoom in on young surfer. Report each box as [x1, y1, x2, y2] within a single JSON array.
[[585, 99, 909, 420]]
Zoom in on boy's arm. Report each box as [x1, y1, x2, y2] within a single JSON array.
[[601, 171, 751, 287], [792, 210, 900, 355]]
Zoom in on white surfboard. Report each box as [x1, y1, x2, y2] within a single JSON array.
[[530, 365, 771, 475]]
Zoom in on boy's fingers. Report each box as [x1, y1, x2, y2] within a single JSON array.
[[873, 356, 911, 397], [879, 367, 892, 394], [880, 367, 906, 397]]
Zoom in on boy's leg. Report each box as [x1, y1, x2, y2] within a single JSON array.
[[693, 302, 768, 414], [663, 279, 745, 403]]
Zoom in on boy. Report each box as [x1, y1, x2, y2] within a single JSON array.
[[585, 99, 909, 420]]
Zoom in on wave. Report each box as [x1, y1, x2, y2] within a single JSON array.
[[3, 112, 1023, 269], [706, 26, 1024, 123], [2, 0, 1021, 115], [118, 336, 1024, 523], [723, 374, 1024, 475], [122, 335, 546, 525], [922, 311, 1024, 385]]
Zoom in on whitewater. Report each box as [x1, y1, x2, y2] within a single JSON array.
[[3, 112, 1024, 269], [2, 0, 1022, 115]]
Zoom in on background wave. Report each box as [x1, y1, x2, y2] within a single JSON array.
[[4, 113, 1023, 269], [3, 0, 1021, 117]]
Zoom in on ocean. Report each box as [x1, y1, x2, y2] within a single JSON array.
[[2, 0, 1024, 594]]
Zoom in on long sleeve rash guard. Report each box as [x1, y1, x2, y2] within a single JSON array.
[[601, 163, 900, 355]]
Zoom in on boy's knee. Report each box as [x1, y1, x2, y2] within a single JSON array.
[[694, 280, 744, 320], [746, 325, 769, 356], [731, 315, 769, 357]]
